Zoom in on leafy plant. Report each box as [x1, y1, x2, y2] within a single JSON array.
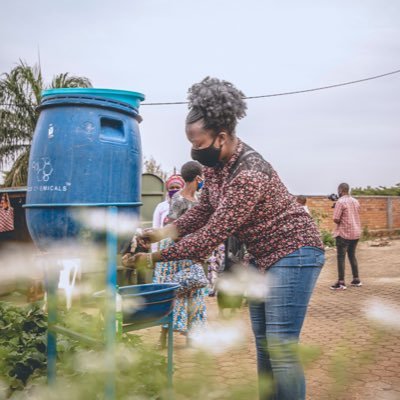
[[0, 301, 168, 399], [361, 226, 370, 241], [321, 229, 335, 247], [310, 209, 326, 227], [0, 302, 48, 394], [143, 156, 168, 181], [32, 334, 169, 400], [310, 209, 335, 247]]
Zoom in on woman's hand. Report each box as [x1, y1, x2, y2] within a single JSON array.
[[141, 228, 164, 244], [121, 252, 148, 269], [141, 225, 179, 243], [136, 236, 151, 252], [121, 252, 162, 269]]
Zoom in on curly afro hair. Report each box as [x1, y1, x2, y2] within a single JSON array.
[[186, 77, 247, 134]]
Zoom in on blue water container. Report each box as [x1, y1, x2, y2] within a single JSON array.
[[25, 88, 145, 251]]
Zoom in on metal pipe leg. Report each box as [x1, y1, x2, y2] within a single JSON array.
[[46, 265, 58, 385], [105, 206, 118, 400], [167, 313, 174, 388]]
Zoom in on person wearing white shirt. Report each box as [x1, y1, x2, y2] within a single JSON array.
[[151, 175, 185, 251]]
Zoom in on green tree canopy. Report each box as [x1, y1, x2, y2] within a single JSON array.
[[143, 156, 168, 181], [0, 60, 92, 187], [352, 183, 400, 196]]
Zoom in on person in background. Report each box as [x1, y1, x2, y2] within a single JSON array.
[[151, 174, 185, 252], [216, 243, 225, 271], [151, 161, 206, 348], [296, 195, 310, 214], [206, 250, 219, 296], [125, 77, 324, 400], [330, 183, 362, 290], [152, 174, 185, 230], [0, 193, 14, 239]]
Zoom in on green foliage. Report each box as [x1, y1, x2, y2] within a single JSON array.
[[0, 302, 48, 394], [2, 297, 393, 399], [217, 292, 243, 309], [0, 60, 92, 187], [321, 229, 336, 247], [310, 209, 336, 247], [352, 183, 400, 196], [34, 334, 168, 400], [361, 226, 371, 241], [310, 209, 327, 228], [143, 156, 168, 181], [0, 301, 168, 399]]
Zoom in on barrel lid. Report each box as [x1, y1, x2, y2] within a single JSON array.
[[42, 88, 145, 109]]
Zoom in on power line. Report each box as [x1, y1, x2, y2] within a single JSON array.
[[141, 68, 400, 105], [244, 68, 400, 100], [1, 68, 399, 109]]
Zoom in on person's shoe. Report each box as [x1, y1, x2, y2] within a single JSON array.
[[351, 279, 363, 287], [330, 281, 347, 290]]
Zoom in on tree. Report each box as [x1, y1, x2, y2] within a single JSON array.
[[143, 156, 169, 181], [352, 183, 400, 196], [0, 60, 92, 187]]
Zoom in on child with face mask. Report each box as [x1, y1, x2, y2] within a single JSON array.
[[152, 162, 207, 348]]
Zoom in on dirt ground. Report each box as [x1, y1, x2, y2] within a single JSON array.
[[142, 239, 400, 400]]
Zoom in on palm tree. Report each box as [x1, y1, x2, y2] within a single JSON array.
[[0, 60, 92, 187]]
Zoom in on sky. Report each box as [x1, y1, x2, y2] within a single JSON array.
[[1, 0, 399, 194]]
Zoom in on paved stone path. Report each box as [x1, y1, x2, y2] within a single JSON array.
[[140, 239, 400, 399]]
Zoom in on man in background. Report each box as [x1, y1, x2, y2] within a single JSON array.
[[330, 183, 362, 290]]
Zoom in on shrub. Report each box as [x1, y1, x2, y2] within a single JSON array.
[[310, 210, 335, 247], [0, 302, 48, 395], [361, 226, 370, 241], [0, 301, 167, 399], [321, 230, 336, 247]]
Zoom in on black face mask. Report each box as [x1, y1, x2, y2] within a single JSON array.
[[191, 136, 222, 167]]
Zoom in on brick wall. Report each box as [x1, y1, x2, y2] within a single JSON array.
[[306, 196, 400, 234], [391, 198, 400, 229]]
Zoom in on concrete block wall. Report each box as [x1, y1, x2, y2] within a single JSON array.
[[306, 196, 400, 234]]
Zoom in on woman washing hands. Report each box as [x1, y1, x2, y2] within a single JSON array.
[[123, 77, 324, 400], [121, 222, 177, 270]]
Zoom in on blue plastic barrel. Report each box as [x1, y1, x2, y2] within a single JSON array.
[[25, 88, 145, 251]]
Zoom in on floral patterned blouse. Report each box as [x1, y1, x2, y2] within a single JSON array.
[[160, 138, 323, 271]]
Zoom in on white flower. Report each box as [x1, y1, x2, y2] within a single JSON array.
[[190, 320, 247, 354], [73, 208, 139, 235], [217, 266, 269, 300], [364, 298, 400, 330]]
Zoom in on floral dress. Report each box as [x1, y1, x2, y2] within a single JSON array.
[[153, 192, 207, 334]]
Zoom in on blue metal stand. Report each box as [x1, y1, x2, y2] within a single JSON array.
[[46, 263, 58, 386], [122, 312, 175, 388], [105, 206, 118, 400], [45, 206, 175, 398]]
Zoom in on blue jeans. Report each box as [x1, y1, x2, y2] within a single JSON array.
[[249, 246, 325, 400]]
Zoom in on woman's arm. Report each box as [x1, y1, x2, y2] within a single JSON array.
[[142, 185, 214, 244], [172, 185, 214, 236], [160, 170, 266, 262]]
